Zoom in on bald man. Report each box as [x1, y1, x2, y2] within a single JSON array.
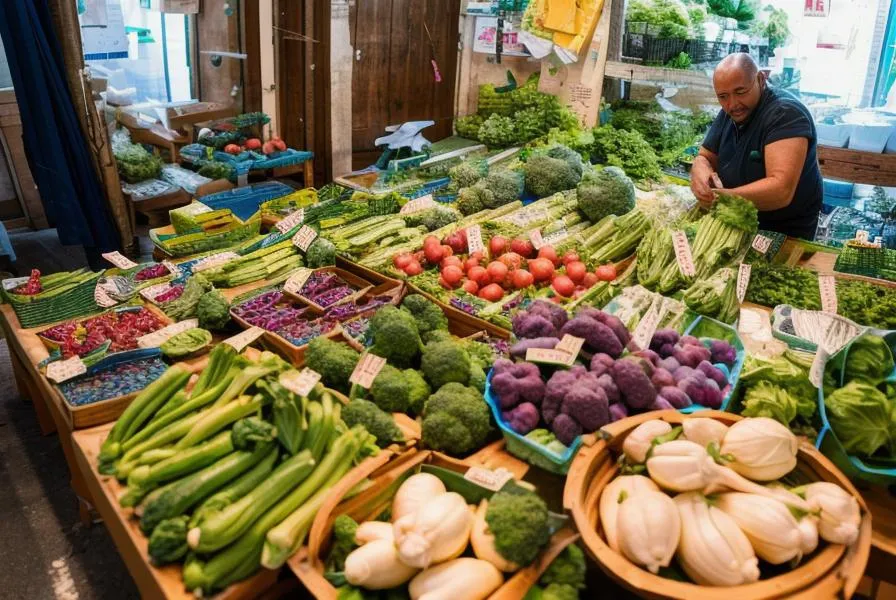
[[690, 53, 823, 239]]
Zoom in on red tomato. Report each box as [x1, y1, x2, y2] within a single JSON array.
[[394, 253, 413, 270], [441, 245, 454, 257], [489, 236, 507, 257], [469, 251, 484, 263], [441, 256, 463, 270], [583, 272, 599, 288], [404, 261, 423, 276], [413, 250, 425, 263], [498, 252, 523, 270], [538, 246, 560, 267], [462, 279, 479, 294], [565, 261, 587, 284], [423, 235, 440, 249], [439, 275, 453, 290], [529, 258, 555, 282], [512, 269, 534, 289], [424, 244, 444, 265], [464, 256, 482, 272], [468, 265, 490, 286], [486, 261, 509, 285], [552, 275, 575, 297], [562, 251, 580, 266], [441, 265, 464, 286], [479, 283, 504, 302], [596, 264, 617, 281], [511, 238, 535, 258]]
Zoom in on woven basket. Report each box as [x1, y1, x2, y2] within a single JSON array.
[[563, 410, 872, 600], [4, 272, 104, 328]]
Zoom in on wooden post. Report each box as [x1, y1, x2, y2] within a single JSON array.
[[329, 0, 353, 177]]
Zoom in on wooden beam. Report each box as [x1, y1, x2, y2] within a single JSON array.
[[818, 145, 896, 187], [604, 60, 713, 87]]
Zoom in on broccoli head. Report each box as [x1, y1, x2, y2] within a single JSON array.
[[422, 382, 491, 455], [306, 337, 361, 393], [449, 159, 488, 188], [404, 368, 431, 414], [456, 185, 493, 216], [545, 145, 585, 179], [423, 328, 454, 345], [480, 169, 524, 208], [403, 205, 460, 232], [341, 398, 404, 447], [306, 237, 336, 268], [524, 155, 581, 198], [368, 305, 424, 367], [327, 514, 360, 571], [542, 583, 579, 600], [485, 490, 551, 567], [148, 516, 189, 565], [401, 294, 448, 341], [196, 289, 231, 330], [421, 340, 472, 389], [462, 338, 498, 368], [468, 361, 487, 392], [576, 165, 636, 223], [541, 544, 586, 589], [369, 364, 419, 413]]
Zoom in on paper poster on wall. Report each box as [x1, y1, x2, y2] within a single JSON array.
[[80, 0, 129, 60], [805, 0, 831, 17], [473, 17, 529, 56]]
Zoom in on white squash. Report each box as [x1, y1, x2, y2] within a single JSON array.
[[719, 417, 798, 481], [674, 492, 760, 587], [344, 539, 419, 589], [623, 420, 673, 463], [682, 418, 729, 449], [355, 521, 394, 545], [394, 492, 473, 569], [715, 493, 803, 564], [409, 558, 503, 600], [616, 491, 680, 573], [470, 499, 519, 572], [392, 473, 447, 523], [598, 475, 660, 552], [803, 482, 861, 545]]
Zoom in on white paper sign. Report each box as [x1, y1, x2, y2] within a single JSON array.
[[529, 229, 546, 250], [855, 230, 870, 243], [46, 356, 87, 383], [140, 282, 173, 302], [671, 231, 696, 277], [283, 268, 313, 295], [819, 275, 837, 314], [737, 263, 752, 303], [464, 466, 514, 491], [163, 260, 181, 276], [751, 234, 773, 255], [224, 326, 265, 351], [349, 352, 387, 389], [2, 276, 29, 292], [137, 319, 200, 349], [94, 280, 120, 307], [193, 252, 239, 272], [280, 368, 322, 397], [102, 251, 138, 270], [276, 209, 305, 234], [291, 225, 318, 252], [399, 195, 437, 215], [632, 301, 666, 351], [466, 225, 485, 255]]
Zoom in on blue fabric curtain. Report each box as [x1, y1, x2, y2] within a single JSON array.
[[0, 0, 119, 253]]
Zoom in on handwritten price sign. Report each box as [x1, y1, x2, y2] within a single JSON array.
[[291, 225, 318, 252], [819, 275, 838, 314], [466, 225, 485, 255], [102, 251, 138, 270], [737, 263, 752, 303], [349, 352, 387, 389], [399, 195, 438, 215], [751, 234, 772, 255], [276, 209, 305, 234], [671, 231, 696, 277], [46, 356, 87, 383], [280, 368, 322, 397]]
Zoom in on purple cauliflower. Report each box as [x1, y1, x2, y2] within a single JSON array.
[[509, 336, 560, 358], [490, 362, 545, 409], [672, 343, 712, 368], [709, 339, 737, 366], [672, 365, 695, 381], [560, 316, 624, 358], [650, 397, 674, 411], [658, 357, 680, 372], [552, 413, 583, 446], [679, 335, 701, 347], [528, 300, 568, 332], [702, 378, 723, 409], [542, 367, 586, 424], [590, 353, 615, 376], [649, 329, 680, 356], [677, 375, 718, 408], [633, 349, 660, 366], [503, 402, 540, 435], [491, 359, 515, 376], [651, 367, 675, 390], [609, 403, 629, 422], [578, 308, 632, 347], [658, 386, 692, 409], [611, 358, 657, 410], [697, 361, 727, 388], [562, 383, 610, 431], [512, 312, 557, 340], [596, 373, 620, 404]]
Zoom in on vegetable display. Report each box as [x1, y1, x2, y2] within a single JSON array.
[[39, 307, 165, 359]]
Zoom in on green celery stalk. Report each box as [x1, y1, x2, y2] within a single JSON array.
[[175, 395, 266, 450], [188, 449, 279, 529]]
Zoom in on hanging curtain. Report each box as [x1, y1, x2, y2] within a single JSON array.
[[0, 0, 122, 257]]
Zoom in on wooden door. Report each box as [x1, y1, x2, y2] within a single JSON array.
[[350, 0, 460, 169]]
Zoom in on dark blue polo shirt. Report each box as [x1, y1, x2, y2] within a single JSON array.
[[702, 87, 823, 239]]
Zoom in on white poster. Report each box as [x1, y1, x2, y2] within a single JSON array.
[[81, 0, 129, 60]]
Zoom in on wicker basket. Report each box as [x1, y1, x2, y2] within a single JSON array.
[[291, 444, 573, 600], [563, 410, 872, 600]]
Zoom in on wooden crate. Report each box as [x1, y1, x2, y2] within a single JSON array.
[[335, 256, 404, 288], [563, 410, 873, 600], [281, 266, 376, 313]]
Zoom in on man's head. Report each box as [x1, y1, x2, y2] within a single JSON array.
[[713, 53, 766, 124]]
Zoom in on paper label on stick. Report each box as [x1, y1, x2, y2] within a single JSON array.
[[751, 234, 773, 255], [224, 326, 265, 351], [137, 319, 200, 348], [193, 252, 239, 272], [819, 275, 837, 314], [399, 194, 437, 215], [283, 268, 313, 295], [162, 261, 181, 276], [291, 225, 318, 252], [349, 352, 387, 389], [94, 280, 120, 307], [46, 356, 87, 383], [279, 368, 322, 397], [464, 466, 514, 492], [102, 251, 138, 270], [671, 231, 696, 277], [276, 208, 305, 234], [3, 276, 28, 291], [737, 263, 751, 303], [632, 301, 666, 351], [526, 336, 582, 366], [555, 334, 585, 362], [466, 225, 485, 255], [529, 229, 546, 250]]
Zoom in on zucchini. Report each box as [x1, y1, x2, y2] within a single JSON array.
[[188, 448, 279, 528]]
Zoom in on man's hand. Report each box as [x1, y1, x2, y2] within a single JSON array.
[[690, 155, 716, 207]]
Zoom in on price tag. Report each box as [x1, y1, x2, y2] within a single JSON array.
[[224, 326, 265, 351], [140, 282, 173, 302], [555, 334, 585, 362], [399, 194, 437, 215], [671, 231, 696, 277], [736, 263, 752, 303], [819, 275, 837, 314], [751, 234, 773, 255], [94, 280, 120, 307], [544, 229, 568, 246], [46, 356, 87, 384], [137, 319, 200, 348], [466, 225, 485, 255], [102, 251, 138, 270], [809, 347, 828, 388], [276, 208, 305, 234], [2, 276, 28, 292], [349, 352, 387, 389], [632, 301, 665, 351], [279, 368, 322, 397], [526, 336, 582, 366], [193, 252, 239, 272], [874, 236, 884, 247], [283, 268, 313, 295], [855, 229, 870, 243], [291, 225, 318, 252], [464, 466, 514, 492], [529, 229, 546, 250], [162, 261, 181, 276]]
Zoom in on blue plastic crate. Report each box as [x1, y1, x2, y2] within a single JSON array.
[[200, 181, 296, 221]]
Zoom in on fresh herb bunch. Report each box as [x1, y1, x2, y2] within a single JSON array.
[[591, 125, 663, 181]]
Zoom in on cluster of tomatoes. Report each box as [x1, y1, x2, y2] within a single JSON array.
[[392, 231, 617, 302], [223, 136, 287, 156]]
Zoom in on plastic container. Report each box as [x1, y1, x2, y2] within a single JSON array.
[[822, 178, 854, 208], [846, 123, 893, 153], [677, 315, 746, 414]]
